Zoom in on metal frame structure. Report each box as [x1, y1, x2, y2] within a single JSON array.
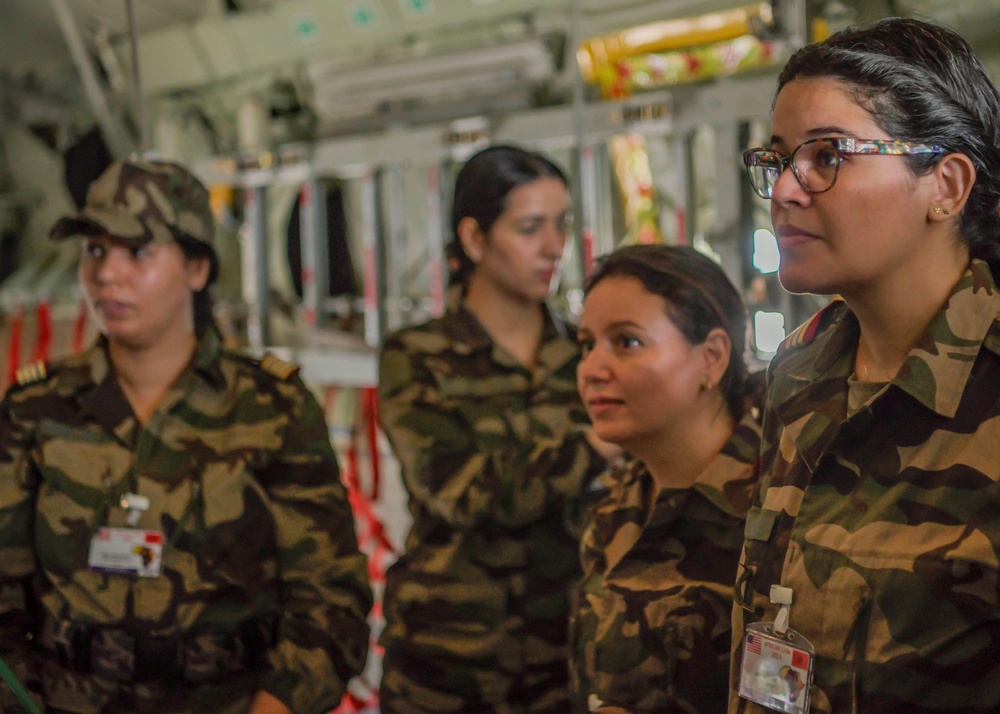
[[189, 0, 811, 383], [191, 71, 781, 382]]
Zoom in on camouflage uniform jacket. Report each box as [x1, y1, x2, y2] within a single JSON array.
[[730, 259, 1000, 714], [0, 329, 372, 714], [572, 413, 760, 713], [378, 289, 606, 712]]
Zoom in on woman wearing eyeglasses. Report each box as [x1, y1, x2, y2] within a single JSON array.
[[731, 18, 1000, 714]]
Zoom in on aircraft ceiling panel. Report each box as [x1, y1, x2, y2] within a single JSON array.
[[888, 0, 1000, 45], [0, 0, 206, 72], [129, 0, 553, 95]]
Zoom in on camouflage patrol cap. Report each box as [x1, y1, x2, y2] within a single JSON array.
[[50, 158, 215, 247]]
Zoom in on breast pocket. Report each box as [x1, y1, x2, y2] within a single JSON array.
[[34, 423, 134, 577], [585, 585, 731, 711], [189, 457, 276, 584], [795, 517, 1000, 662]]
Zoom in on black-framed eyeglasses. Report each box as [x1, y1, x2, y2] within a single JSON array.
[[743, 137, 944, 199]]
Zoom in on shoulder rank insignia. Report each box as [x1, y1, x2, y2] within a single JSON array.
[[15, 361, 48, 386], [260, 352, 300, 380], [776, 298, 845, 358]]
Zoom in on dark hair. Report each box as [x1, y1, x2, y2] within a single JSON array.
[[448, 145, 568, 286], [585, 244, 750, 420], [776, 17, 1000, 262], [173, 231, 219, 336]]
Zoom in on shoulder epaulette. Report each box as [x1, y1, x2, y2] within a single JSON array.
[[776, 298, 845, 359], [259, 352, 301, 380], [14, 360, 48, 386]]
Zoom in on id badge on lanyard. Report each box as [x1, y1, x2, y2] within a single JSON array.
[[87, 492, 164, 578], [738, 585, 815, 714]]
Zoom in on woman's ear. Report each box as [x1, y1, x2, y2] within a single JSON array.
[[699, 327, 732, 391], [929, 152, 976, 219], [457, 216, 485, 265], [186, 256, 211, 293]]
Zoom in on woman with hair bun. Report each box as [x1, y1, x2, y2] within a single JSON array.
[[378, 145, 617, 713], [735, 17, 1000, 713], [571, 244, 762, 713]]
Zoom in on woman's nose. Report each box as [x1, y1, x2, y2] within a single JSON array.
[[544, 223, 567, 258], [578, 347, 608, 382], [94, 248, 129, 282], [770, 162, 811, 207]]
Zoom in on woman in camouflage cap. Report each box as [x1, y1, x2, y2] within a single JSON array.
[[0, 158, 372, 713], [734, 17, 1000, 714], [378, 145, 618, 713], [572, 244, 761, 713]]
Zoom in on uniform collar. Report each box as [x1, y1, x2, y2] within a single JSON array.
[[599, 414, 759, 572], [64, 330, 228, 442], [773, 260, 1000, 473], [75, 344, 134, 443], [443, 284, 492, 354], [70, 329, 228, 392], [690, 411, 761, 519], [443, 283, 576, 374], [780, 260, 1000, 419], [618, 412, 760, 523], [894, 259, 1000, 416], [189, 328, 227, 390]]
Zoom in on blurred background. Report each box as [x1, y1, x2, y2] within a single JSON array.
[[1, 0, 995, 709]]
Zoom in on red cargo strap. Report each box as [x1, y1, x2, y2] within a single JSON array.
[[31, 301, 52, 363], [5, 303, 24, 389], [72, 300, 88, 354]]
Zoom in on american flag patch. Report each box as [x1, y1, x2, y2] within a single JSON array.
[[746, 634, 762, 655]]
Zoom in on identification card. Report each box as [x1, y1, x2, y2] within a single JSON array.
[[88, 527, 163, 578], [738, 621, 815, 714]]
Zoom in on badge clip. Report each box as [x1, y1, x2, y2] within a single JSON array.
[[771, 584, 793, 635], [120, 492, 149, 527], [738, 585, 816, 714]]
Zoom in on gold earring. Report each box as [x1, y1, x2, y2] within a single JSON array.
[[933, 206, 950, 215]]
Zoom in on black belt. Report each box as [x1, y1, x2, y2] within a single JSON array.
[[38, 616, 275, 684]]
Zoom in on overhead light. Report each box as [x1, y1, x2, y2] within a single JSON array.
[[754, 310, 786, 354], [752, 228, 780, 274], [306, 38, 553, 123]]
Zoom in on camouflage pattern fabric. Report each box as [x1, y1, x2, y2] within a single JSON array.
[[729, 259, 1000, 713], [49, 159, 215, 247], [571, 412, 760, 713], [0, 329, 372, 713], [378, 288, 607, 713]]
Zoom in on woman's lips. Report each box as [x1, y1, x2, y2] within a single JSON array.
[[587, 396, 623, 416], [777, 224, 822, 249], [95, 300, 132, 319]]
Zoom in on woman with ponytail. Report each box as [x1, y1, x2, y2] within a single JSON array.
[[378, 145, 617, 713], [572, 244, 762, 713]]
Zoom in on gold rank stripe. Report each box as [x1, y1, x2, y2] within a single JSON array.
[[782, 297, 845, 352], [782, 320, 813, 351], [260, 352, 300, 380], [15, 361, 47, 386]]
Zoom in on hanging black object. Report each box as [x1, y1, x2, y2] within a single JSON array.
[[287, 181, 357, 298], [63, 127, 113, 210]]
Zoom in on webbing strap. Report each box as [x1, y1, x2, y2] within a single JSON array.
[[0, 655, 42, 714]]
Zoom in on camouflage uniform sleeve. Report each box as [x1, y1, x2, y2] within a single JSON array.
[[256, 377, 372, 713], [0, 389, 42, 706], [379, 336, 603, 530]]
